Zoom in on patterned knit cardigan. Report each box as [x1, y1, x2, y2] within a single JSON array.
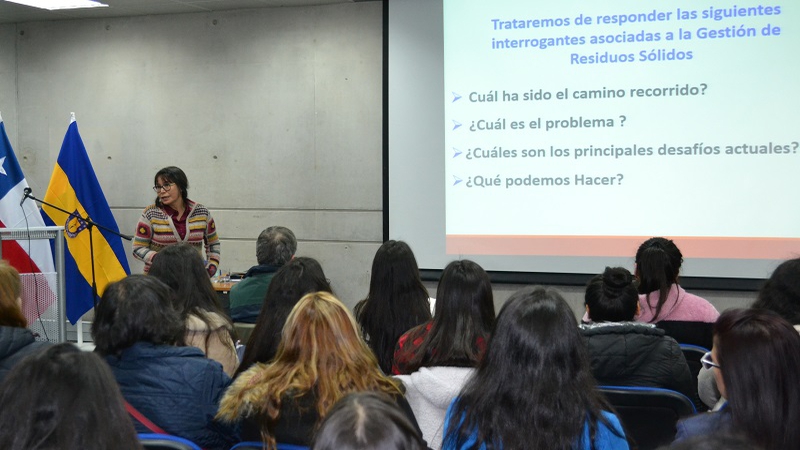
[[132, 200, 220, 274]]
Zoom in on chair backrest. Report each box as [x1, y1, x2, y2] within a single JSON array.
[[680, 343, 710, 412], [230, 442, 309, 450], [138, 433, 202, 450], [655, 321, 713, 350], [599, 386, 696, 450]]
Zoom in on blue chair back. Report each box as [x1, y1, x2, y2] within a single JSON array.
[[598, 385, 696, 450], [138, 433, 202, 450]]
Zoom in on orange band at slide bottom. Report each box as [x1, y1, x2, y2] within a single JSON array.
[[446, 235, 800, 260]]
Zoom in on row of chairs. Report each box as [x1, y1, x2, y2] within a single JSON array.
[[141, 338, 708, 450], [139, 434, 308, 450], [140, 384, 697, 450]]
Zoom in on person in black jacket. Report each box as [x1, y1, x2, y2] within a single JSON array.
[[580, 267, 694, 400]]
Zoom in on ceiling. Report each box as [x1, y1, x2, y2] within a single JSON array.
[[0, 0, 373, 24]]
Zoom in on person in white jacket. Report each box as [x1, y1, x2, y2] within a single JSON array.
[[394, 260, 496, 449]]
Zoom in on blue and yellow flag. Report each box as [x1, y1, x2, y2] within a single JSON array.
[[41, 118, 130, 324]]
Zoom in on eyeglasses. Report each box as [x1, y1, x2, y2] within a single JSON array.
[[153, 183, 175, 192], [700, 351, 721, 370]]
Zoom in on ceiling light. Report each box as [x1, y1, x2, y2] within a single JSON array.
[[4, 0, 109, 10]]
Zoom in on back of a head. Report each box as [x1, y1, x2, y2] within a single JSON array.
[[255, 292, 400, 441], [0, 260, 25, 328], [407, 259, 494, 370], [659, 433, 763, 450], [236, 257, 332, 374], [585, 267, 639, 322], [0, 343, 141, 450], [447, 286, 607, 450], [488, 286, 585, 381], [277, 291, 368, 373], [256, 226, 297, 266], [311, 392, 426, 450], [714, 308, 800, 450], [147, 242, 223, 317], [752, 257, 800, 325], [635, 237, 682, 291], [635, 237, 682, 320], [358, 240, 431, 372], [92, 275, 184, 356]]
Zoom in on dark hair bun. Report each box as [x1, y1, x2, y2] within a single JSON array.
[[602, 267, 634, 290]]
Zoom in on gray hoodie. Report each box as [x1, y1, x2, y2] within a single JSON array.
[[396, 366, 475, 450]]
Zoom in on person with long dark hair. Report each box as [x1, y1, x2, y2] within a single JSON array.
[[443, 286, 629, 450], [675, 309, 800, 450], [0, 343, 143, 450], [148, 242, 238, 376], [634, 237, 718, 324], [355, 240, 432, 373], [393, 260, 495, 449], [632, 237, 718, 348], [218, 292, 423, 449], [0, 260, 50, 384], [234, 256, 332, 376], [92, 275, 237, 449], [133, 166, 220, 276], [580, 267, 693, 400]]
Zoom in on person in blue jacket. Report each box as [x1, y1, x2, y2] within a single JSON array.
[[92, 275, 238, 449], [442, 286, 629, 450]]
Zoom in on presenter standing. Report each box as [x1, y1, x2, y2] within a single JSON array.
[[133, 166, 220, 276]]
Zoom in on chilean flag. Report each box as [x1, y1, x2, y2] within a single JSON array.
[[0, 113, 57, 317]]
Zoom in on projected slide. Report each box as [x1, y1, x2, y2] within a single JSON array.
[[443, 1, 799, 260]]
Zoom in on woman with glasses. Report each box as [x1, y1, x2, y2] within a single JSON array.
[[133, 166, 220, 276], [675, 308, 800, 449]]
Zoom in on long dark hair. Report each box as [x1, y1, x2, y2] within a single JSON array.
[[635, 237, 683, 321], [0, 343, 142, 450], [92, 275, 184, 356], [405, 260, 495, 372], [444, 286, 619, 450], [714, 308, 800, 450], [153, 166, 188, 207], [148, 243, 232, 344], [585, 267, 639, 323], [355, 240, 431, 373], [751, 258, 800, 325], [235, 256, 332, 376]]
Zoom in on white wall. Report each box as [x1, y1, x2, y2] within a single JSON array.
[[6, 3, 383, 308], [1, 3, 757, 315]]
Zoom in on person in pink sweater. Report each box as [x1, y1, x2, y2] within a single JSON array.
[[634, 237, 719, 324]]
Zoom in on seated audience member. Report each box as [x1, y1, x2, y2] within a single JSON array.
[[580, 267, 694, 400], [0, 260, 50, 383], [234, 256, 332, 376], [697, 257, 800, 409], [311, 392, 427, 450], [634, 237, 719, 348], [394, 260, 495, 449], [229, 226, 297, 323], [675, 309, 800, 450], [355, 240, 432, 374], [92, 275, 237, 449], [443, 286, 629, 450], [149, 243, 238, 376], [218, 292, 423, 449], [0, 343, 142, 450]]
